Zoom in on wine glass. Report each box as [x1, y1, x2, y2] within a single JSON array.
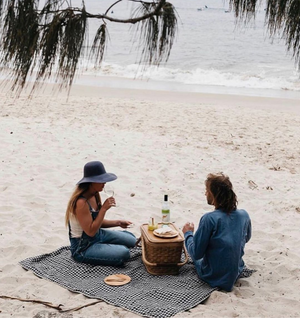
[[104, 184, 119, 207]]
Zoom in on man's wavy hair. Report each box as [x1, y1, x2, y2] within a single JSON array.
[[205, 173, 238, 214]]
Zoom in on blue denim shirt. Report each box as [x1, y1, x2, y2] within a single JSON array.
[[184, 209, 251, 291]]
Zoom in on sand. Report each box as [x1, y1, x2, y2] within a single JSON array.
[[0, 80, 300, 318]]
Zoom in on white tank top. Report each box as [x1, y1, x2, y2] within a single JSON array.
[[69, 198, 100, 238], [69, 214, 83, 238]]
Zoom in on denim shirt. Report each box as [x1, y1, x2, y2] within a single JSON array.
[[184, 209, 251, 291]]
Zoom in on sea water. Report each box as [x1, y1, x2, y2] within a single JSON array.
[[73, 0, 300, 98], [11, 0, 300, 98]]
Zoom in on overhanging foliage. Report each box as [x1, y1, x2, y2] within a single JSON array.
[[0, 0, 299, 94], [230, 0, 300, 68], [0, 0, 178, 93]]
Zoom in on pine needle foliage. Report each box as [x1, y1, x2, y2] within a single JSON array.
[[36, 4, 87, 90], [0, 0, 178, 93], [1, 0, 39, 90], [90, 24, 108, 67], [265, 0, 300, 65], [133, 1, 177, 65], [230, 0, 300, 68], [0, 0, 300, 93], [230, 0, 257, 21]]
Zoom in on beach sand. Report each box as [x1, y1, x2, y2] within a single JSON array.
[[0, 80, 300, 317]]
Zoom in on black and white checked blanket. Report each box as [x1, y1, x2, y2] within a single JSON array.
[[20, 246, 255, 318]]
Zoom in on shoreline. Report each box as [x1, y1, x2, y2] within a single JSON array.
[[2, 72, 300, 103], [2, 77, 299, 115], [68, 80, 300, 114], [72, 73, 300, 100]]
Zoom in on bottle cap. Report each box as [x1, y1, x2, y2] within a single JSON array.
[[164, 194, 168, 201]]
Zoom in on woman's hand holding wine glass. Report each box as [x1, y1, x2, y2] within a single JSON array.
[[104, 184, 119, 207]]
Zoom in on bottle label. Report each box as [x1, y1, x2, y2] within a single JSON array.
[[162, 209, 170, 223]]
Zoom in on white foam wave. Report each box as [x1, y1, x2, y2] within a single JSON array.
[[81, 61, 300, 92]]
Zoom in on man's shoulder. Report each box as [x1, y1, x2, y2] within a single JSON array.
[[235, 208, 250, 219], [236, 208, 249, 215], [201, 210, 222, 222], [203, 208, 249, 218]]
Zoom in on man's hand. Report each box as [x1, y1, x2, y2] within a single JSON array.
[[182, 222, 194, 234]]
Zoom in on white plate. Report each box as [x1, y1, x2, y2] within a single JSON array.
[[153, 230, 178, 238]]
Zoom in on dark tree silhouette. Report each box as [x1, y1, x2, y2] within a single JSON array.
[[0, 0, 299, 93], [230, 0, 300, 69], [0, 0, 178, 93]]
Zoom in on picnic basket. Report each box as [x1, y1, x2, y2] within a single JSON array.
[[140, 223, 188, 275]]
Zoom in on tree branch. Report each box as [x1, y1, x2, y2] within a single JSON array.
[[104, 0, 123, 16], [0, 0, 176, 94], [73, 0, 166, 24], [0, 295, 102, 313]]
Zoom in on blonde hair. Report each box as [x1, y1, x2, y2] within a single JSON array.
[[65, 183, 101, 227]]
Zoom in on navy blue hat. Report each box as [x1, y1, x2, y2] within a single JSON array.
[[77, 161, 117, 184]]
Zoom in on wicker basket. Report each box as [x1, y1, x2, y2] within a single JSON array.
[[140, 223, 188, 275]]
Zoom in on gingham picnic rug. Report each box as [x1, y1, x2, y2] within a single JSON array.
[[20, 246, 254, 318]]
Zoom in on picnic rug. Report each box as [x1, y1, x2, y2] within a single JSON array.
[[20, 246, 255, 318]]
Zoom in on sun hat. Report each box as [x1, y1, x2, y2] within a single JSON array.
[[77, 161, 117, 184]]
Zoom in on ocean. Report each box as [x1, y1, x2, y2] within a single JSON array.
[[14, 0, 300, 98]]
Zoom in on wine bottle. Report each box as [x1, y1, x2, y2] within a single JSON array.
[[161, 194, 170, 224]]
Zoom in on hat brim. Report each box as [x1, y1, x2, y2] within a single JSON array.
[[77, 173, 117, 185]]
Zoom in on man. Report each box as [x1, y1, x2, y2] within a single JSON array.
[[182, 173, 251, 291]]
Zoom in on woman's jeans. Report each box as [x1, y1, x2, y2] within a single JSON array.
[[70, 229, 136, 266]]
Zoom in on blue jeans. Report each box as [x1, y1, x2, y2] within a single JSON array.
[[70, 229, 137, 266]]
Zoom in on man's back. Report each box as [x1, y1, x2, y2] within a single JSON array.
[[185, 208, 251, 291]]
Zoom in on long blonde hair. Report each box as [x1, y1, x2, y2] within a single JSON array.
[[65, 183, 101, 227]]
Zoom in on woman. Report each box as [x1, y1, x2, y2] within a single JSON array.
[[65, 161, 136, 266], [182, 173, 252, 291]]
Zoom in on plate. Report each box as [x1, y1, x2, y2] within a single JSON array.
[[153, 230, 178, 238], [104, 274, 131, 286]]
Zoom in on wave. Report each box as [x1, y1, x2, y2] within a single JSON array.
[[80, 61, 300, 92]]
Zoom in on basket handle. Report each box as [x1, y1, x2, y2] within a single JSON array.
[[141, 237, 188, 268], [178, 244, 188, 267]]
